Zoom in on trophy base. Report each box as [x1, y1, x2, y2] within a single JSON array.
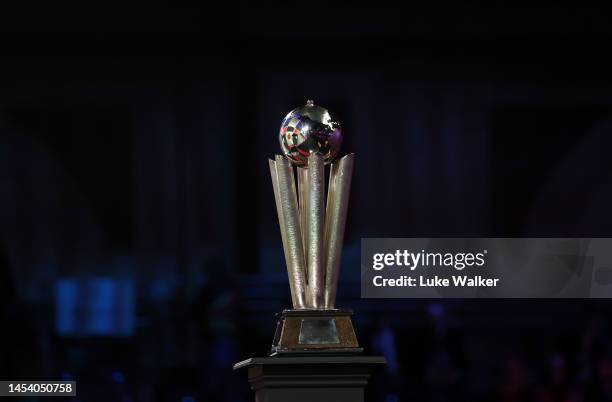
[[269, 308, 362, 356]]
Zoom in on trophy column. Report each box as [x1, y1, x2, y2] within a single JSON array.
[[268, 152, 360, 355], [234, 101, 385, 401]]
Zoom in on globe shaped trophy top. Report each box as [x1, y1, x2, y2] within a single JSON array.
[[278, 100, 342, 166]]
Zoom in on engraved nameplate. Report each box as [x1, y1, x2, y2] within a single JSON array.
[[298, 318, 340, 344]]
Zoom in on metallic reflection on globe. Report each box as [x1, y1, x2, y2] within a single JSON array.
[[279, 100, 342, 166]]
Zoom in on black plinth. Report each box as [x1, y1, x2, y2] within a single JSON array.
[[234, 355, 386, 402]]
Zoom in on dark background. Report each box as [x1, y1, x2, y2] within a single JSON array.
[[2, 2, 612, 402]]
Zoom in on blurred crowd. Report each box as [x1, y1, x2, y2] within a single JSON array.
[[368, 306, 612, 402]]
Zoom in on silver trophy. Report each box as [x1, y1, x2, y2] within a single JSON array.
[[269, 100, 360, 354]]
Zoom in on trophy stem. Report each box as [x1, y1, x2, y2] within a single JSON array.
[[323, 154, 354, 308], [306, 153, 325, 308], [272, 156, 307, 309], [297, 167, 310, 272], [269, 159, 295, 307]]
